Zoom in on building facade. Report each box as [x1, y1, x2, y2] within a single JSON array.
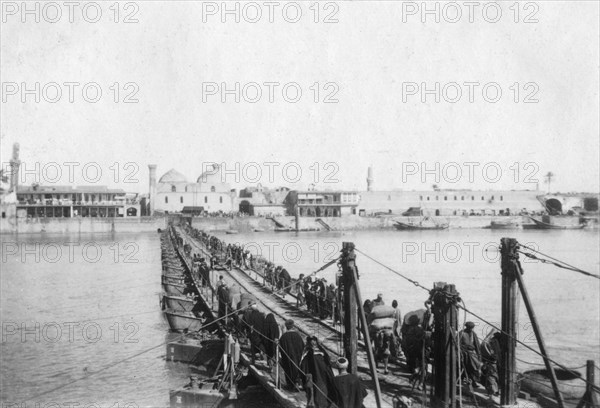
[[357, 189, 544, 216], [284, 190, 360, 217], [15, 185, 141, 218], [152, 165, 236, 214]]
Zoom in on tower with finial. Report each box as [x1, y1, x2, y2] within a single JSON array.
[[148, 164, 157, 215], [366, 166, 374, 192], [10, 143, 21, 193]]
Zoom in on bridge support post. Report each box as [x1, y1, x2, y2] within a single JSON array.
[[431, 282, 459, 408], [508, 239, 565, 408], [341, 242, 358, 374], [340, 242, 382, 408], [575, 360, 598, 408], [500, 238, 518, 407]]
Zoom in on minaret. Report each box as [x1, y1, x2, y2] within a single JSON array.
[[366, 166, 374, 192], [9, 143, 21, 193], [148, 164, 157, 215]]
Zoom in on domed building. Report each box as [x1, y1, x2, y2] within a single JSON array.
[[151, 166, 235, 214]]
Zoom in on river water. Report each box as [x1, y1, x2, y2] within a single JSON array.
[[1, 229, 598, 406]]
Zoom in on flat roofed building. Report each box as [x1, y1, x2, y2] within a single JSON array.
[[16, 185, 141, 218]]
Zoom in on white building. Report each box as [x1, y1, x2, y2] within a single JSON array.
[[152, 165, 235, 214]]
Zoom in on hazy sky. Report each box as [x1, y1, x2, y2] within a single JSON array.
[[1, 1, 599, 194]]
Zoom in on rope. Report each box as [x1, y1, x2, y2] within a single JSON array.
[[517, 243, 600, 280], [456, 303, 600, 394], [353, 246, 600, 394], [354, 248, 431, 292], [20, 303, 253, 402]]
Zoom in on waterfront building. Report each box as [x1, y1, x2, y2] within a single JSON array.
[[15, 185, 141, 218], [237, 184, 288, 216], [541, 193, 599, 215], [357, 189, 544, 216], [150, 165, 236, 214], [284, 190, 360, 217]]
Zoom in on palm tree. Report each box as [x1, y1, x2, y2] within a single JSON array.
[[544, 172, 555, 193]]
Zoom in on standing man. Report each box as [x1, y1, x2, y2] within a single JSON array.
[[300, 336, 336, 408], [332, 357, 368, 408], [279, 319, 305, 391], [460, 321, 482, 387], [262, 313, 280, 370]]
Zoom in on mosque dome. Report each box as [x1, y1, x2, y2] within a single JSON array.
[[197, 163, 222, 184], [159, 169, 188, 183]]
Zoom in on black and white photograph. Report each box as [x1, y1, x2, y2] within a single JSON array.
[[1, 1, 599, 407]]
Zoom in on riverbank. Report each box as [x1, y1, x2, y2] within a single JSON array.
[[2, 214, 596, 234], [0, 216, 166, 234], [192, 214, 596, 232]]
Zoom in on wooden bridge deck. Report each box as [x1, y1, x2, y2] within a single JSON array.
[[175, 226, 427, 408], [168, 226, 542, 408]]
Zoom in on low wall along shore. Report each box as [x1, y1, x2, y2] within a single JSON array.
[[0, 216, 166, 234], [2, 214, 590, 234]]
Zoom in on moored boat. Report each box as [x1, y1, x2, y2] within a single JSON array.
[[490, 220, 521, 229], [164, 309, 205, 332], [394, 221, 449, 230], [163, 281, 187, 296], [525, 217, 585, 230], [170, 378, 225, 407], [163, 294, 196, 312], [162, 275, 185, 285], [520, 368, 584, 404]]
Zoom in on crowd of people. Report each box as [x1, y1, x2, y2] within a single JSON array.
[[240, 306, 368, 408], [175, 224, 502, 404]]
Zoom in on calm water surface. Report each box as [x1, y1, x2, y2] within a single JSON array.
[[1, 229, 598, 406]]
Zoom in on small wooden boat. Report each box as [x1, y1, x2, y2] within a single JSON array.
[[394, 221, 449, 231], [162, 294, 195, 312], [164, 309, 205, 332], [162, 275, 185, 285], [254, 228, 265, 232], [225, 230, 238, 235], [274, 227, 293, 232], [162, 282, 187, 296], [525, 217, 585, 230], [490, 220, 521, 229], [170, 379, 225, 407], [520, 368, 583, 402]]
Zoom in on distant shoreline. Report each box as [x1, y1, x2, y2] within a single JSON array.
[[1, 214, 597, 234]]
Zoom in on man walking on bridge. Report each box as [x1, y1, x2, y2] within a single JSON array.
[[279, 319, 304, 391]]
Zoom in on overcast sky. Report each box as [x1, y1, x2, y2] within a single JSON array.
[[1, 1, 599, 194]]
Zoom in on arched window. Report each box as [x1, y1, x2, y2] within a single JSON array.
[[204, 196, 208, 203], [180, 196, 183, 203], [471, 196, 475, 200], [427, 196, 430, 201], [454, 196, 457, 201], [165, 197, 168, 203], [500, 196, 504, 201], [171, 185, 176, 192], [481, 196, 485, 201], [220, 197, 223, 204], [444, 196, 447, 201], [461, 196, 464, 200], [185, 186, 188, 192], [210, 186, 216, 192], [436, 196, 439, 201]]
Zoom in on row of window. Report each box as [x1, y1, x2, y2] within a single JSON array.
[[165, 196, 223, 204], [171, 185, 217, 193], [418, 195, 504, 202]]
